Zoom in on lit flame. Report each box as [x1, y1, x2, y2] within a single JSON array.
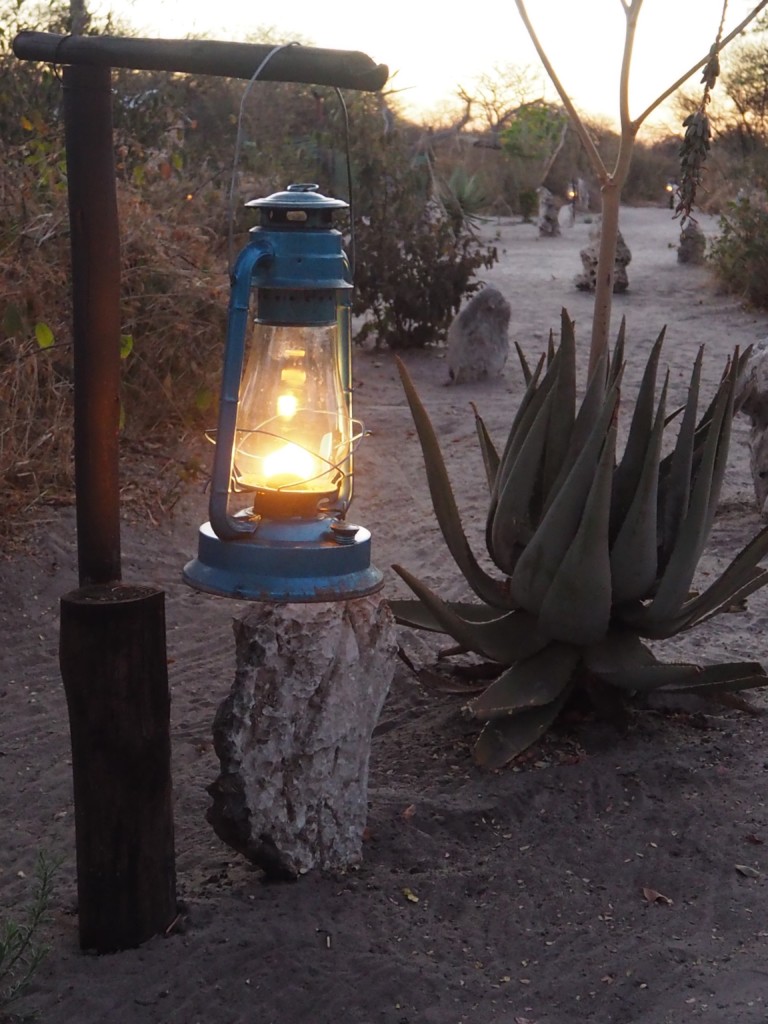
[[276, 393, 298, 419], [262, 442, 317, 486]]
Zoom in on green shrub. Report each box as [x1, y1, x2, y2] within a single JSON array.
[[1, 853, 59, 1017], [709, 196, 768, 308], [518, 187, 538, 221], [351, 176, 498, 350], [294, 91, 501, 350]]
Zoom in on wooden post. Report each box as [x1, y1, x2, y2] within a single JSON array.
[[62, 63, 122, 587], [58, 64, 176, 953], [59, 585, 177, 952]]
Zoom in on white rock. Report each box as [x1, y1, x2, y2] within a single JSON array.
[[537, 186, 561, 238], [446, 285, 511, 385], [736, 339, 768, 513], [207, 595, 397, 878], [574, 219, 632, 293]]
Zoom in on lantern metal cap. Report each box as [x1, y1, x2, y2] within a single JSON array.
[[246, 183, 348, 212]]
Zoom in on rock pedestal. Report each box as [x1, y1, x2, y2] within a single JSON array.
[[678, 222, 706, 264], [207, 595, 397, 878], [537, 187, 561, 237], [736, 339, 768, 513], [446, 285, 511, 384], [575, 220, 632, 292]]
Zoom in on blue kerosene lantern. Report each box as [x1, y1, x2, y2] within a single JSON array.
[[184, 184, 382, 601]]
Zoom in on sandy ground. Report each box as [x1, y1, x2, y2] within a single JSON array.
[[4, 205, 768, 1024]]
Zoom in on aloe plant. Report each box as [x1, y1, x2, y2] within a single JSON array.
[[391, 311, 768, 768]]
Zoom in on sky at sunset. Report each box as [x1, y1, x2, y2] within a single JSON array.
[[93, 0, 764, 130]]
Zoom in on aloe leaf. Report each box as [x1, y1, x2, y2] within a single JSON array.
[[536, 423, 616, 646], [661, 664, 768, 694], [396, 358, 510, 608], [515, 341, 533, 386], [731, 345, 754, 413], [669, 521, 768, 629], [473, 685, 572, 769], [662, 348, 744, 489], [467, 642, 579, 720], [583, 627, 658, 675], [570, 344, 609, 451], [495, 348, 558, 493], [622, 569, 768, 640], [611, 327, 665, 540], [681, 571, 768, 632], [543, 345, 620, 520], [388, 598, 512, 633], [509, 384, 618, 615], [703, 356, 736, 535], [470, 403, 500, 494], [609, 373, 667, 604], [487, 352, 549, 541], [392, 565, 550, 663], [541, 310, 577, 502], [592, 662, 704, 691], [631, 376, 731, 630], [494, 351, 547, 494], [657, 348, 703, 574], [489, 388, 554, 574], [608, 316, 626, 388]]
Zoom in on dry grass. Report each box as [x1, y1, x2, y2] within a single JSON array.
[[1, 166, 228, 549]]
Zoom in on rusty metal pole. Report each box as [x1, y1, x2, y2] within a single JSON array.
[[62, 63, 122, 586]]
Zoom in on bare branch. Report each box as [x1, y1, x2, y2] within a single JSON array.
[[513, 0, 608, 182], [540, 116, 570, 184], [618, 2, 642, 133], [632, 0, 768, 128]]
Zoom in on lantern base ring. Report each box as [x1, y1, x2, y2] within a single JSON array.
[[183, 518, 384, 602]]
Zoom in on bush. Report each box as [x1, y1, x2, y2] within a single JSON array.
[[353, 207, 498, 349], [338, 95, 498, 349], [708, 195, 768, 308]]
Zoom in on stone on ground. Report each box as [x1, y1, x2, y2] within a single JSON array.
[[736, 339, 768, 513], [575, 219, 632, 292], [446, 285, 511, 384]]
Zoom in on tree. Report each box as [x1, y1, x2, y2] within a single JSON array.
[[720, 12, 768, 141], [458, 63, 543, 137], [500, 99, 569, 192], [514, 0, 768, 375], [69, 0, 90, 35]]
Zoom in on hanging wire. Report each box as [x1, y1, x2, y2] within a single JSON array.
[[227, 41, 300, 273], [333, 86, 356, 277], [227, 52, 357, 277]]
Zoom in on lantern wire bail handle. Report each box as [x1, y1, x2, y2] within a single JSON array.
[[226, 41, 301, 274], [226, 45, 357, 276]]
